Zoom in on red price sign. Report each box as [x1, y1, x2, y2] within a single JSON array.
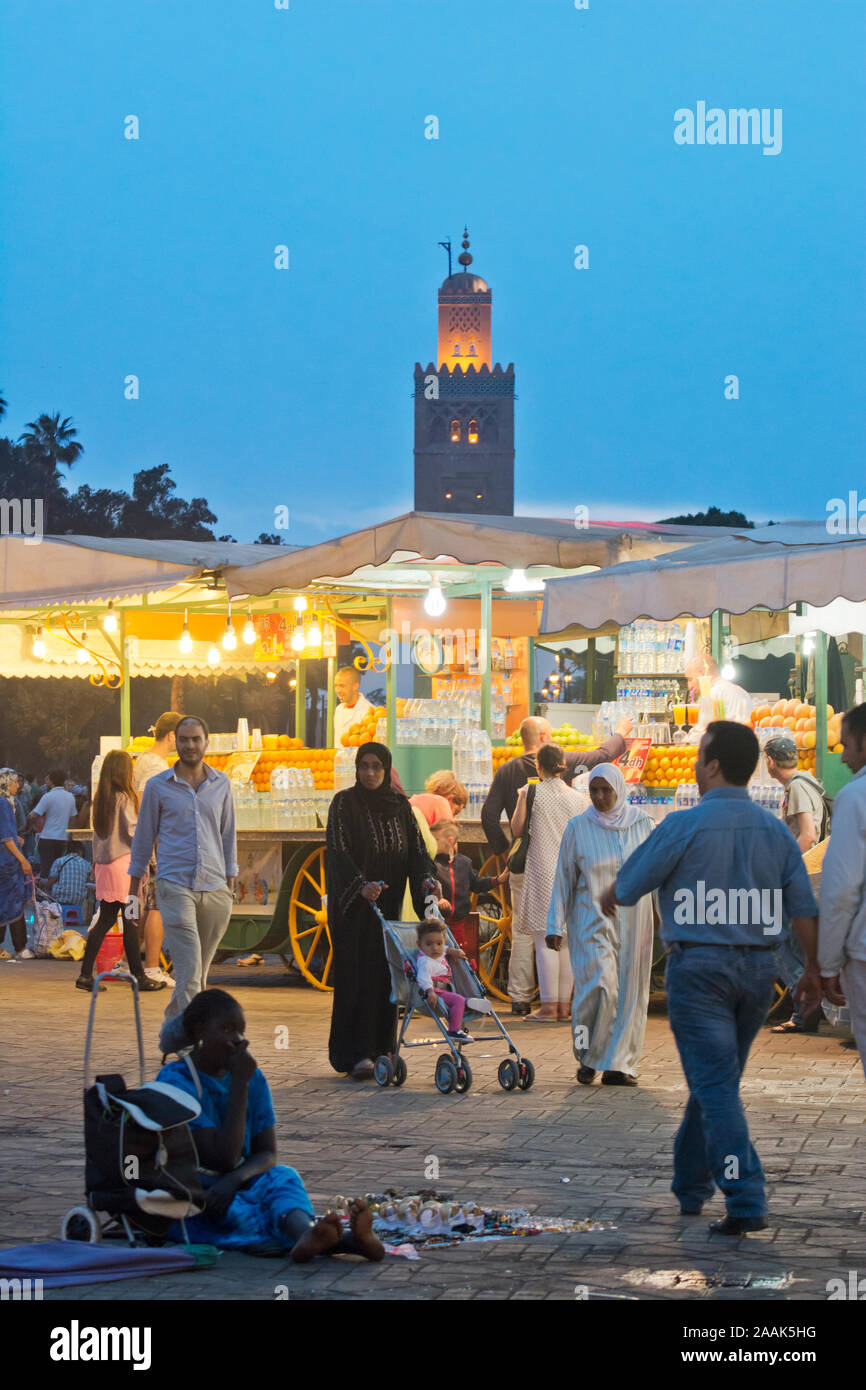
[[616, 738, 652, 784]]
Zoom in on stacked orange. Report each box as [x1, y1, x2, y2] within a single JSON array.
[[643, 745, 699, 787], [340, 706, 387, 747], [492, 745, 523, 770], [750, 699, 843, 758]]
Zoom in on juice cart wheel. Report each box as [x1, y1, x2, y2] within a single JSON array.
[[288, 846, 334, 991], [373, 1055, 394, 1087], [61, 1206, 101, 1243], [434, 1055, 458, 1094], [517, 1058, 535, 1091], [768, 981, 790, 1018], [454, 1056, 472, 1094], [498, 1057, 519, 1091], [473, 854, 538, 1003], [392, 1055, 407, 1087]]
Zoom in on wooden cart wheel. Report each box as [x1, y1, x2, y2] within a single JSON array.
[[768, 981, 790, 1018], [472, 853, 538, 1004], [288, 846, 334, 991]]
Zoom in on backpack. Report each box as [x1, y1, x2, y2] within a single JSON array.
[[83, 1070, 205, 1239], [788, 772, 833, 840], [30, 895, 63, 957]]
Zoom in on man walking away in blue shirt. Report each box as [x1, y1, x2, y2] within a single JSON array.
[[600, 721, 819, 1236], [127, 716, 237, 1054]]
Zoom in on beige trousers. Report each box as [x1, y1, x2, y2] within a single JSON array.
[[155, 880, 233, 1049]]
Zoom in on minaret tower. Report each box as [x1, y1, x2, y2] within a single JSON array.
[[413, 230, 515, 514]]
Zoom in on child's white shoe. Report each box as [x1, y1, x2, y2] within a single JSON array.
[[465, 996, 493, 1014]]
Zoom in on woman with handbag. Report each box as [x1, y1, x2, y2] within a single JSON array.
[[0, 769, 35, 961], [510, 744, 589, 1022]]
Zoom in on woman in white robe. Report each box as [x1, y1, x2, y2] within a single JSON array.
[[511, 744, 590, 1022], [546, 763, 656, 1086]]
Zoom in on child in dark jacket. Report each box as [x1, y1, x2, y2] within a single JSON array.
[[431, 820, 509, 949]]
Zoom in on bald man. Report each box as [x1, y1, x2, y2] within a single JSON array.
[[481, 713, 632, 1014], [685, 655, 752, 734], [333, 665, 373, 744]]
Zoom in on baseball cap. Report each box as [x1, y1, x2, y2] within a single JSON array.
[[764, 736, 798, 768]]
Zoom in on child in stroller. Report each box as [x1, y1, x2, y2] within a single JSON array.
[[414, 919, 473, 1042]]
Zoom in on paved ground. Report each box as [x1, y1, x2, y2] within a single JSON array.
[[1, 959, 863, 1302]]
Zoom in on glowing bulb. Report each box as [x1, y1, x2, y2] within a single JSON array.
[[207, 644, 220, 666], [424, 583, 446, 618], [179, 625, 193, 654], [77, 636, 90, 664], [102, 601, 118, 634], [307, 618, 322, 647], [720, 662, 735, 681], [242, 612, 256, 645], [265, 670, 277, 681], [293, 595, 308, 614], [291, 623, 306, 652], [222, 619, 237, 651], [32, 627, 46, 659]]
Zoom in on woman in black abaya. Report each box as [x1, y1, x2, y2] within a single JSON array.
[[326, 743, 437, 1079]]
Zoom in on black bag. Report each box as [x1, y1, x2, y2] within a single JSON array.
[[83, 1071, 204, 1239], [506, 783, 537, 875]]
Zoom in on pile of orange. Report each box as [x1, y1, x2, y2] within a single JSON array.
[[340, 706, 387, 747], [750, 699, 843, 754], [492, 745, 522, 769], [643, 745, 699, 787]]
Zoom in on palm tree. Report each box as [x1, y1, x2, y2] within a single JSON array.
[[0, 390, 6, 421], [19, 412, 83, 483]]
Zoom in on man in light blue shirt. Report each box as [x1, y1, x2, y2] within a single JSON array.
[[601, 721, 819, 1235], [128, 716, 237, 1052]]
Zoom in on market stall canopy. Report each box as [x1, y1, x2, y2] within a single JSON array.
[[0, 535, 298, 608], [540, 524, 866, 634], [224, 511, 739, 597]]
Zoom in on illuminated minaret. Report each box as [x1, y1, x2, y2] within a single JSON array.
[[413, 230, 515, 515]]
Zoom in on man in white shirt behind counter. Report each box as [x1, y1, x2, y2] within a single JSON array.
[[333, 666, 373, 744], [685, 655, 753, 735]]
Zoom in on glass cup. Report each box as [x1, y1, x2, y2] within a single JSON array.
[[673, 704, 686, 727], [687, 706, 699, 726]]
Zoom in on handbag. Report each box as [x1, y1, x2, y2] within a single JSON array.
[[506, 783, 537, 875], [31, 894, 63, 957]]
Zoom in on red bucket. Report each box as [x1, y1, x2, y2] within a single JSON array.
[[95, 928, 125, 979]]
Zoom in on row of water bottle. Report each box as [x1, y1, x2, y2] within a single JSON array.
[[270, 766, 320, 829], [616, 681, 680, 714], [452, 728, 493, 786], [397, 695, 506, 745], [619, 621, 685, 674], [626, 787, 671, 824]]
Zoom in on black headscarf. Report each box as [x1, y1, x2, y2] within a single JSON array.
[[354, 741, 405, 813]]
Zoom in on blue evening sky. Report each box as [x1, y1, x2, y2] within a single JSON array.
[[2, 0, 863, 544]]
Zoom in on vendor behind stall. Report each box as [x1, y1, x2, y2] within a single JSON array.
[[685, 655, 752, 734], [333, 667, 373, 745]]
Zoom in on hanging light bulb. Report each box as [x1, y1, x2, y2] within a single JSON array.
[[207, 644, 220, 666], [307, 613, 322, 647], [77, 624, 90, 663], [290, 622, 306, 652], [720, 662, 735, 681], [242, 608, 256, 645], [293, 595, 308, 614], [265, 670, 277, 681], [222, 617, 237, 651], [424, 576, 446, 617], [32, 626, 46, 659], [179, 609, 193, 654], [102, 600, 118, 633]]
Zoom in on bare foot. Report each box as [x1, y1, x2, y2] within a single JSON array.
[[289, 1213, 342, 1264], [346, 1199, 385, 1262]]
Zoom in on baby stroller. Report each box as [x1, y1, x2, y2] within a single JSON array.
[[371, 903, 535, 1095], [60, 970, 205, 1246]]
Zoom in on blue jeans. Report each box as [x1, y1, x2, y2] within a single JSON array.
[[666, 945, 777, 1217]]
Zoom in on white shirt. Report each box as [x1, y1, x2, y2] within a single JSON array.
[[818, 765, 866, 973], [133, 750, 169, 793], [333, 693, 373, 743], [33, 787, 78, 840], [415, 950, 452, 993], [694, 678, 753, 736]]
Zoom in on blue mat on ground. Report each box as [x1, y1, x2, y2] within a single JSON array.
[[0, 1241, 219, 1288]]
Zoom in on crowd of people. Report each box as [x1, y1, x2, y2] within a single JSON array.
[[2, 699, 865, 1254]]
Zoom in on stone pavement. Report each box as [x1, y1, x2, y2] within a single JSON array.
[[1, 959, 863, 1301]]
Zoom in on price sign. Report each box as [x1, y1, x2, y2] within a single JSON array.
[[224, 751, 261, 782], [616, 738, 652, 784]]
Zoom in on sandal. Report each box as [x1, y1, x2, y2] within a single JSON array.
[[771, 1014, 820, 1035], [577, 1066, 596, 1085], [236, 953, 264, 967], [522, 1008, 559, 1022]]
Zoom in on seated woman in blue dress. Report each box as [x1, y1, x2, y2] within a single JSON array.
[[158, 989, 384, 1262]]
